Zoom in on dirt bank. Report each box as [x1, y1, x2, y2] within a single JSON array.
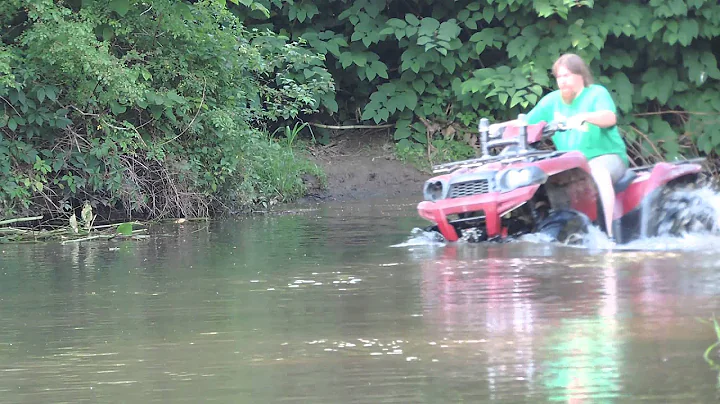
[[300, 129, 429, 202]]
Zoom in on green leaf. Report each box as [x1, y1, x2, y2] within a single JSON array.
[[507, 34, 539, 61], [102, 26, 114, 41], [402, 91, 418, 110], [323, 96, 338, 114], [36, 87, 46, 103], [606, 72, 634, 113], [55, 117, 72, 129], [441, 57, 456, 74], [378, 27, 395, 36], [483, 7, 494, 23], [8, 117, 17, 131], [669, 0, 688, 16], [361, 104, 378, 121], [371, 61, 389, 79], [438, 20, 461, 40], [353, 53, 367, 67], [412, 79, 426, 94], [471, 29, 495, 54], [339, 52, 354, 69], [337, 8, 353, 20], [45, 87, 57, 102], [650, 20, 664, 36], [397, 138, 412, 150], [385, 96, 401, 114], [394, 123, 412, 140], [700, 52, 720, 79], [117, 222, 133, 236], [458, 9, 470, 22], [677, 19, 699, 46], [641, 68, 676, 104], [405, 14, 420, 26], [364, 1, 381, 18], [417, 36, 433, 46], [109, 0, 130, 16], [52, 158, 64, 172], [297, 9, 307, 23], [110, 101, 126, 115], [387, 18, 407, 28], [418, 18, 440, 36], [412, 131, 427, 144], [375, 108, 389, 123]]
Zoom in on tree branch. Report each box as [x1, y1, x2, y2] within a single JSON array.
[[308, 122, 394, 130], [633, 110, 716, 117]]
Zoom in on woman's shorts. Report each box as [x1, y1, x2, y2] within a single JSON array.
[[589, 154, 627, 184]]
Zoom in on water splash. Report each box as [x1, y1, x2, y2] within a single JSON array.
[[391, 227, 446, 247], [400, 186, 720, 251], [639, 186, 720, 237], [533, 186, 720, 251], [518, 224, 614, 251]]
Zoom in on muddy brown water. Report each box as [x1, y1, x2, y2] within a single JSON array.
[[1, 197, 720, 403]]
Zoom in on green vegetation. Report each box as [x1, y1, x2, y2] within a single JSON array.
[[703, 316, 720, 387], [3, 0, 720, 226], [249, 0, 720, 168], [0, 0, 332, 222]]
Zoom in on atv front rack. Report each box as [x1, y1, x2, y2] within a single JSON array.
[[432, 116, 556, 174], [432, 150, 560, 174]]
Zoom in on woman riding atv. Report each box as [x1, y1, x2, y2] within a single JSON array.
[[491, 53, 628, 240]]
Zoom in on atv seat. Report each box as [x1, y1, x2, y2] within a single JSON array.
[[613, 170, 637, 193]]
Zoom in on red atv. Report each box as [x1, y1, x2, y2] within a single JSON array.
[[417, 115, 716, 244]]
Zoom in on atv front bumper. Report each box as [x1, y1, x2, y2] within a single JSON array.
[[417, 185, 541, 242]]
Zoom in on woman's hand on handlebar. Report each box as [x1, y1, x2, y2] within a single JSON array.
[[554, 115, 586, 131], [565, 115, 587, 130]]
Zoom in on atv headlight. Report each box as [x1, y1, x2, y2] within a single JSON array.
[[423, 180, 446, 201], [496, 167, 547, 193]]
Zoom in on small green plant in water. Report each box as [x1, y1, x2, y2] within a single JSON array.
[[701, 315, 720, 389]]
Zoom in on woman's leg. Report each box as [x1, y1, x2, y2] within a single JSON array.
[[588, 154, 626, 238]]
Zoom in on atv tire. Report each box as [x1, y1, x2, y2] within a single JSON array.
[[535, 209, 592, 245], [647, 188, 717, 237]]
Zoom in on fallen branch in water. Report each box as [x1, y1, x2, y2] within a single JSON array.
[[0, 216, 149, 244]]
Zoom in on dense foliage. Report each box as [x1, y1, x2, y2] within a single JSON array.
[[4, 0, 720, 221], [0, 0, 332, 220], [243, 0, 720, 168]]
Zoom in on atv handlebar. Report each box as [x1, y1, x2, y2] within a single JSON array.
[[476, 115, 582, 157]]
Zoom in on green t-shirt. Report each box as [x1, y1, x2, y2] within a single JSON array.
[[526, 84, 628, 165]]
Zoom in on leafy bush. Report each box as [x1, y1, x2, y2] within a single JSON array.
[[245, 0, 720, 167], [0, 0, 333, 219]]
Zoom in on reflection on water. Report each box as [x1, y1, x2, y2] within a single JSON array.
[[1, 197, 720, 402]]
